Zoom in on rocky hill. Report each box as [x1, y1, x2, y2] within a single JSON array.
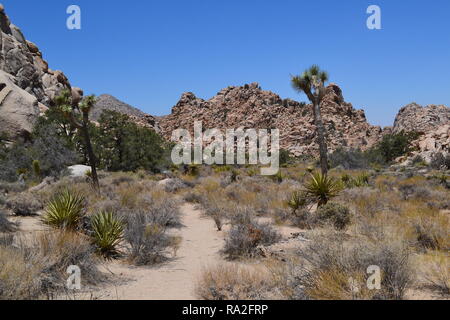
[[158, 83, 384, 156], [393, 103, 450, 134], [392, 103, 450, 162], [92, 94, 158, 131]]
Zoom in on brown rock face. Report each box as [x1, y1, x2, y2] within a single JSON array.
[[0, 5, 70, 107], [158, 82, 382, 157]]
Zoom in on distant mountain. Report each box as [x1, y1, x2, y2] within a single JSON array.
[[91, 94, 148, 121], [92, 94, 159, 132]]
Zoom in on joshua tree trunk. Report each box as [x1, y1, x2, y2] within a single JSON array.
[[81, 113, 100, 192], [313, 100, 329, 175]]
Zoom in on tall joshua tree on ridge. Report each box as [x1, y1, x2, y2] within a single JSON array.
[[54, 89, 100, 192], [291, 65, 330, 175]]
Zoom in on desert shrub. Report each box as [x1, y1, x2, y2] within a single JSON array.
[[30, 231, 103, 294], [0, 210, 18, 233], [270, 171, 284, 184], [0, 231, 102, 299], [0, 181, 27, 194], [111, 174, 135, 186], [340, 187, 388, 217], [6, 193, 43, 216], [203, 203, 226, 231], [304, 172, 342, 206], [186, 164, 200, 177], [410, 216, 449, 251], [43, 189, 86, 230], [196, 264, 275, 300], [135, 195, 182, 228], [421, 252, 449, 295], [430, 152, 450, 170], [0, 244, 42, 300], [294, 234, 414, 300], [330, 148, 369, 169], [183, 191, 204, 204], [398, 183, 431, 201], [163, 178, 189, 193], [279, 149, 292, 167], [315, 202, 351, 230], [90, 211, 124, 258], [124, 212, 175, 265], [223, 219, 281, 260]]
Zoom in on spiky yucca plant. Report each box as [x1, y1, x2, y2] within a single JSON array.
[[288, 191, 309, 215], [353, 172, 370, 187], [304, 172, 343, 206], [43, 189, 85, 230], [91, 211, 124, 258]]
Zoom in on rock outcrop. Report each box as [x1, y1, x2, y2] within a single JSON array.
[[391, 103, 450, 163], [158, 82, 383, 156], [0, 70, 40, 139], [0, 5, 70, 106], [393, 103, 450, 134]]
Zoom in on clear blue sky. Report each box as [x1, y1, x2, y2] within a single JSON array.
[[3, 0, 450, 126]]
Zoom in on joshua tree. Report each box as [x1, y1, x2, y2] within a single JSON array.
[[291, 65, 330, 175], [54, 89, 100, 191]]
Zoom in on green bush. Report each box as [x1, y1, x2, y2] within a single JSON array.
[[375, 132, 419, 163], [330, 148, 369, 169]]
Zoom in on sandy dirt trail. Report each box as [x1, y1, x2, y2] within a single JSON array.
[[96, 203, 225, 300]]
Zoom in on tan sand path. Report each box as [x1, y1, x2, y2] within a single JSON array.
[[96, 203, 225, 300]]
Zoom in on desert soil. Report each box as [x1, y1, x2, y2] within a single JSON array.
[[95, 203, 226, 300]]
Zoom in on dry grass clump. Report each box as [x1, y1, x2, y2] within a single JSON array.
[[419, 252, 449, 296], [0, 231, 103, 300], [195, 264, 275, 300], [124, 212, 179, 265], [5, 192, 43, 216], [402, 204, 449, 252], [315, 202, 351, 230], [223, 208, 281, 260], [0, 210, 18, 233], [30, 231, 104, 290], [123, 192, 182, 265], [283, 232, 414, 300], [0, 243, 42, 300]]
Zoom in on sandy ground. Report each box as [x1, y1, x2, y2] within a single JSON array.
[[94, 203, 226, 300]]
